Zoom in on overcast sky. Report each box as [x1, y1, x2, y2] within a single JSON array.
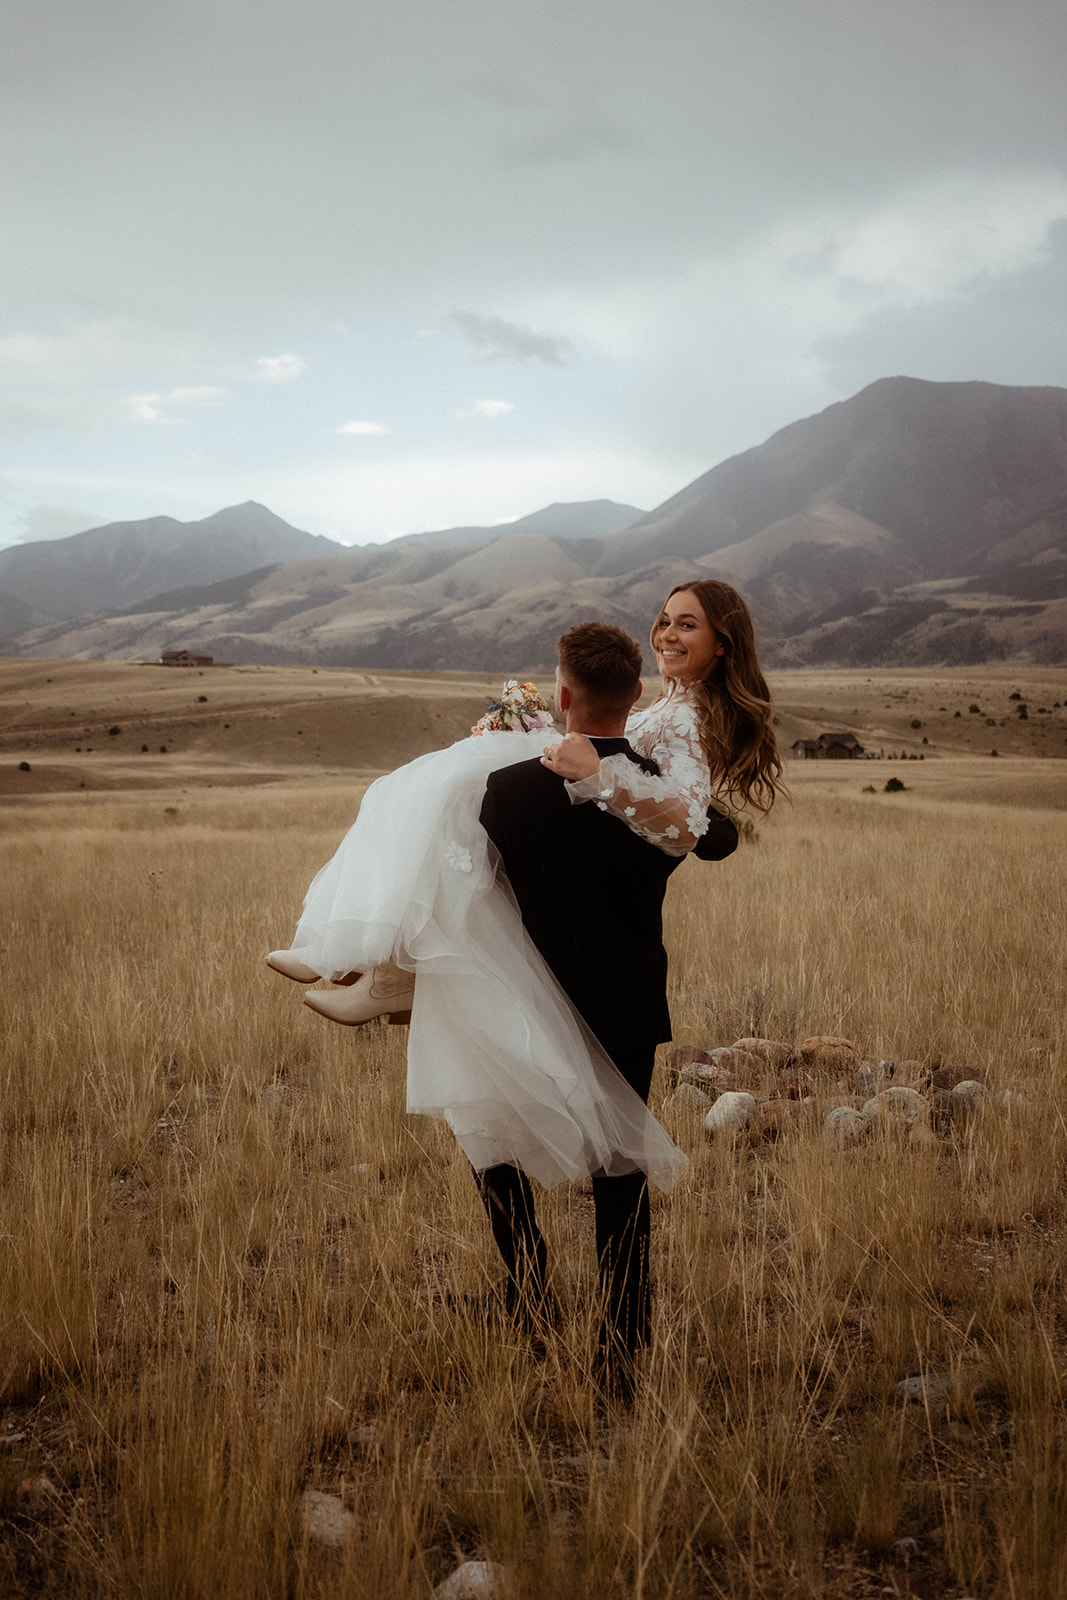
[[3, 0, 1067, 549]]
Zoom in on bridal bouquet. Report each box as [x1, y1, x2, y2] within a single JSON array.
[[471, 679, 554, 735]]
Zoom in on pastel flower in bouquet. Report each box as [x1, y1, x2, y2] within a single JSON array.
[[471, 679, 554, 735]]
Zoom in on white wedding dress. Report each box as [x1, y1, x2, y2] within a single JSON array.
[[285, 688, 713, 1191]]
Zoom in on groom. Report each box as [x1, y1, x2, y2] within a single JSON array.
[[477, 621, 736, 1392]]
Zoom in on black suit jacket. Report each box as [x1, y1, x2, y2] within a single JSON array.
[[480, 737, 734, 1061]]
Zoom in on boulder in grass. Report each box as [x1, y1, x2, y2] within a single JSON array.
[[664, 1046, 715, 1083], [708, 1046, 762, 1078], [778, 1067, 817, 1099], [433, 1561, 507, 1599], [732, 1037, 794, 1070], [853, 1060, 894, 1096], [801, 1036, 858, 1072], [995, 1089, 1028, 1114], [703, 1092, 758, 1138], [680, 1060, 738, 1093], [824, 1106, 869, 1146], [861, 1086, 929, 1128], [670, 1083, 713, 1114], [948, 1080, 988, 1124], [751, 1097, 814, 1141], [931, 1064, 982, 1091], [298, 1490, 354, 1547]]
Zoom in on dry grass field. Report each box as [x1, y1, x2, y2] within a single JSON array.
[[2, 657, 1066, 1598]]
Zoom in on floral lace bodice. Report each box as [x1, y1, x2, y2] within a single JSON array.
[[565, 686, 718, 855]]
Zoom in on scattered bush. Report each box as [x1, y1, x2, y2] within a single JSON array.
[[884, 776, 908, 792]]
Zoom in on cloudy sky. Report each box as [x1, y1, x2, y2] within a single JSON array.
[[3, 0, 1067, 550]]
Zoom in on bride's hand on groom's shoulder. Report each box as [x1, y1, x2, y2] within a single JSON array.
[[541, 733, 600, 780]]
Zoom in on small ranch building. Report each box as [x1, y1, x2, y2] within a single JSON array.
[[792, 732, 865, 760]]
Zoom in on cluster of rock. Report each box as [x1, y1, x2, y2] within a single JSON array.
[[665, 1037, 1024, 1148], [297, 1491, 504, 1596]]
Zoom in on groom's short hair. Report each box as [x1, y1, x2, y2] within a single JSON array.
[[557, 621, 643, 714]]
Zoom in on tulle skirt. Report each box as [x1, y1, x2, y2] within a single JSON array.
[[286, 732, 687, 1193]]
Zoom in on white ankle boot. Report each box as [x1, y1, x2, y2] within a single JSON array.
[[303, 960, 415, 1026]]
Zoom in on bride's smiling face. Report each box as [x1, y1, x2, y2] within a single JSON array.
[[653, 590, 725, 683]]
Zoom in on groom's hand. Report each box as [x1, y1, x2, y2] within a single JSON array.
[[541, 733, 601, 780]]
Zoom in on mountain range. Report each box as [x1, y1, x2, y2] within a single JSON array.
[[3, 377, 1066, 669]]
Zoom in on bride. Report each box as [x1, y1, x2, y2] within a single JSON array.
[[267, 580, 784, 1190]]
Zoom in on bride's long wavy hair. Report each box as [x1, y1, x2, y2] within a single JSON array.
[[650, 580, 786, 814]]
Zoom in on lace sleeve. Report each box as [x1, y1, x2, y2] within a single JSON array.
[[564, 695, 714, 855]]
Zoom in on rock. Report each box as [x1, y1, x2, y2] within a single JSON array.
[[703, 1092, 758, 1138], [800, 1036, 858, 1072], [778, 1067, 816, 1099], [894, 1059, 926, 1081], [862, 1087, 929, 1128], [665, 1046, 714, 1082], [951, 1079, 988, 1103], [732, 1037, 793, 1069], [896, 1372, 964, 1404], [347, 1423, 379, 1448], [751, 1097, 813, 1141], [297, 1489, 355, 1547], [824, 1106, 868, 1146], [853, 1060, 894, 1096], [908, 1122, 941, 1152], [707, 1046, 762, 1079], [893, 1536, 920, 1561], [18, 1475, 59, 1510], [679, 1061, 738, 1092], [670, 1083, 713, 1114], [995, 1089, 1028, 1113], [931, 1064, 981, 1091], [946, 1080, 987, 1124], [433, 1561, 508, 1599]]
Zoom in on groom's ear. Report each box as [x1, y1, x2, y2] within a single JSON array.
[[556, 681, 572, 714], [633, 679, 643, 708]]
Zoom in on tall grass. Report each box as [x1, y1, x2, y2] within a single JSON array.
[[1, 767, 1065, 1596]]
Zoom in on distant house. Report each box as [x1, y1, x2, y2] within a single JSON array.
[[792, 731, 865, 759], [161, 649, 213, 668]]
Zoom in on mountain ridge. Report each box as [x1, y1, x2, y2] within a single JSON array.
[[4, 380, 1066, 669]]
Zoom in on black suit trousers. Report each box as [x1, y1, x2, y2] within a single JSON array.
[[475, 1048, 656, 1358]]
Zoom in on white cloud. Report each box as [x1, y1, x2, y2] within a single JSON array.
[[456, 399, 515, 419], [126, 386, 228, 424], [824, 169, 1067, 304], [336, 420, 390, 436], [256, 354, 306, 383]]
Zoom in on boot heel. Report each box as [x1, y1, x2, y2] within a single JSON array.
[[387, 1010, 413, 1026]]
